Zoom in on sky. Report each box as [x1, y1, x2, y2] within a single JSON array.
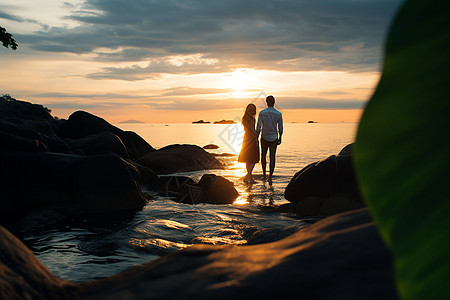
[[0, 0, 404, 123]]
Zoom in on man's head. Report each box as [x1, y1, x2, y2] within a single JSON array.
[[266, 95, 275, 107]]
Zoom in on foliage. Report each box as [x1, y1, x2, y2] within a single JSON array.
[[1, 94, 15, 101], [0, 26, 18, 50], [354, 0, 450, 299]]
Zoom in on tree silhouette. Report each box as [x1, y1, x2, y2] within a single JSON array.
[[0, 26, 18, 50]]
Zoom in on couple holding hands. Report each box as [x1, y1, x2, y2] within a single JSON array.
[[238, 95, 283, 185]]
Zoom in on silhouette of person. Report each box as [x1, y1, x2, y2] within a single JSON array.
[[256, 95, 283, 185], [238, 104, 260, 184]]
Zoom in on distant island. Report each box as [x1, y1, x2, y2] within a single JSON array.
[[192, 120, 211, 124], [118, 119, 146, 124], [307, 120, 317, 123], [213, 120, 236, 124]]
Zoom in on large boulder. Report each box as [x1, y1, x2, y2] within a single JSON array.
[[176, 174, 239, 204], [66, 132, 129, 157], [0, 130, 47, 153], [137, 144, 223, 174], [0, 118, 70, 155], [72, 153, 148, 213], [0, 95, 53, 121], [285, 144, 364, 217], [58, 111, 155, 160], [0, 150, 147, 221]]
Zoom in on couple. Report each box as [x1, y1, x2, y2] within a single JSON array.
[[238, 95, 283, 185]]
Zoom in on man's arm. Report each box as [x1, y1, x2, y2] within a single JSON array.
[[277, 114, 283, 145]]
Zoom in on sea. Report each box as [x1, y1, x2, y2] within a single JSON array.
[[18, 122, 358, 283]]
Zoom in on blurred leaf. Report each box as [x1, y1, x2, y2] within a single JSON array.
[[354, 0, 450, 299]]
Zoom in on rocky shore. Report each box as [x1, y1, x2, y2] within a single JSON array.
[[0, 95, 395, 299], [0, 96, 228, 223]]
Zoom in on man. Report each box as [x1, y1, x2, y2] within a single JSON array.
[[256, 95, 283, 185]]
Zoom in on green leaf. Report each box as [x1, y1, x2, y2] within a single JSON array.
[[354, 0, 450, 299]]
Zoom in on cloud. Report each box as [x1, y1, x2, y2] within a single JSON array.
[[35, 91, 365, 112], [0, 10, 23, 22], [33, 86, 233, 98], [160, 86, 233, 96], [276, 97, 365, 110], [14, 0, 403, 79], [86, 55, 231, 80], [0, 7, 50, 29]]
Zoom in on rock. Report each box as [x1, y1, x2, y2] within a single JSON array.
[[0, 98, 153, 222], [0, 130, 47, 153], [0, 95, 53, 121], [203, 144, 219, 149], [295, 196, 324, 217], [132, 163, 159, 186], [285, 144, 364, 217], [318, 194, 365, 216], [213, 120, 236, 124], [0, 150, 147, 221], [0, 226, 74, 299], [66, 132, 129, 157], [72, 153, 148, 213], [192, 120, 210, 124], [177, 174, 239, 204], [153, 176, 196, 197], [137, 144, 223, 174], [338, 143, 353, 156], [59, 111, 155, 160], [198, 174, 239, 204], [0, 118, 71, 154]]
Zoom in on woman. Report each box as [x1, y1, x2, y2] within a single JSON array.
[[238, 103, 260, 184]]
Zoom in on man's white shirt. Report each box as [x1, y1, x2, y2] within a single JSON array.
[[256, 107, 283, 142]]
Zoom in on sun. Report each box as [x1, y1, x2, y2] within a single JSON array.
[[230, 70, 248, 92], [222, 69, 253, 96]]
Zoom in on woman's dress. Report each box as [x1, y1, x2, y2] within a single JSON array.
[[238, 115, 260, 163]]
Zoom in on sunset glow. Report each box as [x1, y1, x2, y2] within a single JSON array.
[[0, 0, 404, 123]]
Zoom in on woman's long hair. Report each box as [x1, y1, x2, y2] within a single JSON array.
[[242, 104, 256, 124]]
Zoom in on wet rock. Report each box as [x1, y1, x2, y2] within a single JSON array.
[[177, 174, 239, 204], [203, 144, 219, 149], [285, 144, 364, 217], [137, 144, 223, 174], [198, 174, 239, 204]]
